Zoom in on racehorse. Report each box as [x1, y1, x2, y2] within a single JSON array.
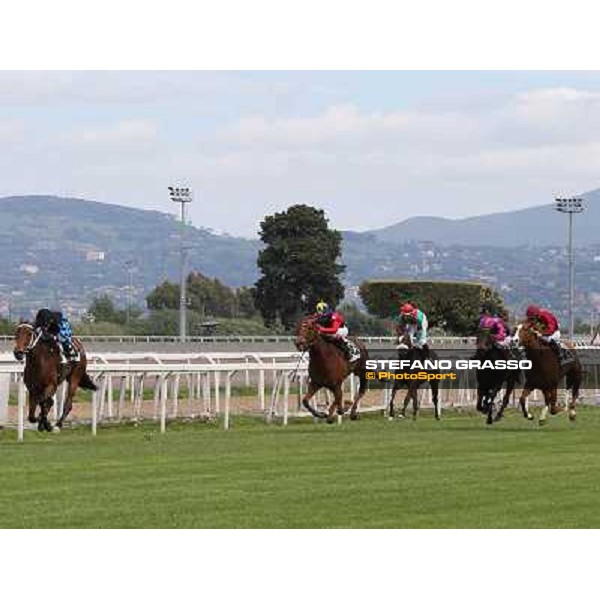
[[516, 323, 582, 424], [474, 328, 520, 425], [388, 332, 441, 420], [13, 322, 97, 432], [294, 316, 368, 423]]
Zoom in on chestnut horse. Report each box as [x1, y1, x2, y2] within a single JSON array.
[[13, 323, 97, 432], [474, 328, 520, 425], [294, 316, 368, 423], [516, 323, 582, 424], [388, 332, 441, 420]]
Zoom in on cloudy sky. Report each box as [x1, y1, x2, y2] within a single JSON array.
[[3, 70, 600, 237]]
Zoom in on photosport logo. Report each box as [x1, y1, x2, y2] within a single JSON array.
[[364, 352, 532, 389]]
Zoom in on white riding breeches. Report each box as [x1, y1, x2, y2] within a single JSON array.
[[541, 330, 561, 343], [334, 326, 349, 339]]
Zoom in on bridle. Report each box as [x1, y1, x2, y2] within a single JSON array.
[[14, 323, 43, 357], [295, 317, 320, 352]]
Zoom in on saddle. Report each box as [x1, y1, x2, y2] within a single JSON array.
[[327, 336, 360, 363]]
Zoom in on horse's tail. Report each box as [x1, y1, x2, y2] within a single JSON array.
[[79, 371, 98, 391]]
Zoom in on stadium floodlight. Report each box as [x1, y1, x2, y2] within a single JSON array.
[[555, 197, 585, 340], [169, 186, 194, 342]]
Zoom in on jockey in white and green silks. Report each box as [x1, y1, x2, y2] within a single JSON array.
[[397, 302, 429, 349]]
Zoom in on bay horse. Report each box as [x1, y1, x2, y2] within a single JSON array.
[[13, 322, 97, 432], [294, 316, 368, 423], [516, 323, 582, 424], [474, 328, 520, 425], [388, 332, 441, 420]]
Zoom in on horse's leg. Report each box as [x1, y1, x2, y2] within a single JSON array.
[[301, 382, 326, 419], [495, 378, 514, 422], [56, 377, 77, 429], [388, 383, 398, 420], [411, 387, 419, 420], [38, 397, 54, 432], [548, 388, 563, 416], [519, 387, 535, 421], [349, 371, 366, 421], [27, 392, 39, 423], [430, 380, 441, 420], [566, 364, 580, 422], [400, 389, 411, 418], [327, 387, 343, 424], [486, 390, 498, 426], [476, 388, 485, 413]]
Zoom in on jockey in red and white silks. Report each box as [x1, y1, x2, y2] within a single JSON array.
[[314, 301, 360, 362]]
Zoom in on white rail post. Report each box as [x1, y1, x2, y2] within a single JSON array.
[[224, 371, 233, 430], [91, 385, 98, 437], [283, 372, 290, 426], [202, 373, 211, 415], [172, 374, 180, 418], [160, 376, 168, 434], [259, 369, 265, 411], [17, 377, 26, 442], [106, 375, 113, 419], [214, 371, 221, 415]]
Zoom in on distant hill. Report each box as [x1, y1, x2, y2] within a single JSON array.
[[2, 193, 600, 321], [0, 195, 259, 315], [368, 188, 600, 247]]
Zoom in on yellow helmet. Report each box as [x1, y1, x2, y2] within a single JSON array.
[[316, 300, 329, 314]]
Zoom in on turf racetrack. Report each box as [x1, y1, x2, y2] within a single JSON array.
[[1, 408, 600, 528]]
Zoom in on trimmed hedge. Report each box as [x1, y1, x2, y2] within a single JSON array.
[[358, 279, 505, 335]]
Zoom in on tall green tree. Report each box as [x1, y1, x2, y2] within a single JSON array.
[[254, 204, 345, 329], [88, 295, 126, 324]]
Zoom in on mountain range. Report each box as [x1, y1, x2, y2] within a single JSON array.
[[1, 192, 599, 320]]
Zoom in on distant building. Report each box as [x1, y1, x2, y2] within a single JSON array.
[[19, 264, 39, 275], [85, 251, 105, 262]]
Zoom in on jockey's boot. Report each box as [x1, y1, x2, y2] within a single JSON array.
[[61, 340, 79, 362], [551, 340, 574, 366], [345, 340, 361, 363]]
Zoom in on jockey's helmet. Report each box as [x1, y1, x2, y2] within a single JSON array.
[[526, 305, 541, 318], [480, 303, 493, 315], [400, 302, 417, 320], [316, 300, 329, 315]]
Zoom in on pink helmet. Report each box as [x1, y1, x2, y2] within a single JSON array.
[[526, 305, 541, 318]]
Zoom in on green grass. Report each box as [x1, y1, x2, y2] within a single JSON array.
[[1, 407, 600, 528]]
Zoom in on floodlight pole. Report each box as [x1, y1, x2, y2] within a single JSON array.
[[555, 197, 585, 340], [169, 186, 193, 342]]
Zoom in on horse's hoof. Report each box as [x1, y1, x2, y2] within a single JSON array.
[[350, 413, 359, 421], [326, 417, 336, 425], [397, 414, 405, 420], [527, 414, 535, 421], [539, 419, 547, 427], [51, 427, 61, 434], [37, 422, 45, 432], [28, 416, 38, 424], [568, 411, 577, 422]]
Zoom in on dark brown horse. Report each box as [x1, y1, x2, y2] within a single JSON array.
[[294, 316, 368, 423], [13, 323, 97, 431], [389, 332, 441, 420], [516, 323, 582, 424], [475, 328, 520, 425]]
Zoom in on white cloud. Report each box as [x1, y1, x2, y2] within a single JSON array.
[[4, 78, 600, 236], [63, 119, 158, 147]]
